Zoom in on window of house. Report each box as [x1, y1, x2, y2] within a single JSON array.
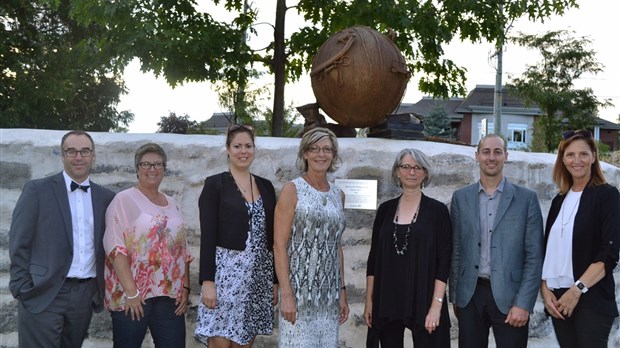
[[507, 123, 528, 145], [478, 119, 494, 140]]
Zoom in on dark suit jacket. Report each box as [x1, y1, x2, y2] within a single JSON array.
[[449, 179, 544, 314], [9, 172, 115, 314], [544, 183, 619, 317], [198, 172, 277, 283]]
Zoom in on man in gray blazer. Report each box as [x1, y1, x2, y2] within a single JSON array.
[[449, 134, 543, 348], [9, 130, 115, 347]]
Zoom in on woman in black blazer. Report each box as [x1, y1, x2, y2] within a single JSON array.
[[194, 124, 278, 348], [540, 130, 619, 348]]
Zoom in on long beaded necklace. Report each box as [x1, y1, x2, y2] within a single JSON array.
[[230, 171, 255, 220], [393, 198, 420, 255]]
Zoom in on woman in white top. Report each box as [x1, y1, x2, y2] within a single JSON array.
[[540, 130, 619, 348]]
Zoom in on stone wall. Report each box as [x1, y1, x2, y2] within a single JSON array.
[[1, 129, 619, 347]]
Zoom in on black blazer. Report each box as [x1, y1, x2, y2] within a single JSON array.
[[198, 172, 276, 283], [9, 172, 115, 313], [544, 183, 620, 317]]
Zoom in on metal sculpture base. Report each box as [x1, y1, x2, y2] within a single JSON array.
[[367, 114, 425, 139], [297, 103, 357, 137]]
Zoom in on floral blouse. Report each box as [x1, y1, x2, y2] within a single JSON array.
[[103, 187, 193, 311]]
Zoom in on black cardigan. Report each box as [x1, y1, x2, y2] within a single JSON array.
[[198, 172, 277, 283], [544, 183, 620, 317]]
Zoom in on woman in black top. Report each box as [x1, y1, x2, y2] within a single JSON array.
[[194, 124, 278, 348], [365, 148, 451, 348], [540, 130, 619, 348]]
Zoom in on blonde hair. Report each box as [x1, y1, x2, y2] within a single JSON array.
[[295, 127, 341, 173]]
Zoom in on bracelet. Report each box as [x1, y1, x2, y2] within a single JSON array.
[[126, 289, 140, 300], [433, 296, 444, 303], [183, 285, 191, 291], [341, 286, 346, 291]]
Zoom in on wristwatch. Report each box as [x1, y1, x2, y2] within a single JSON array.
[[575, 280, 589, 293]]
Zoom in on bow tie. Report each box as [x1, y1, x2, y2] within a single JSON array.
[[70, 181, 90, 192]]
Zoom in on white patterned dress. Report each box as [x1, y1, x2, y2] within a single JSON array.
[[194, 197, 274, 345], [279, 177, 346, 348]]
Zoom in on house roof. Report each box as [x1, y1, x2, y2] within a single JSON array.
[[596, 117, 620, 130], [397, 97, 464, 121], [400, 85, 620, 132], [455, 85, 541, 115], [203, 112, 234, 128]]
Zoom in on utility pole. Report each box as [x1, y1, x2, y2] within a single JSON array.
[[493, 41, 503, 136], [233, 0, 250, 125], [493, 2, 504, 136]]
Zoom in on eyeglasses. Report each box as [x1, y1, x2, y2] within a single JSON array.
[[399, 164, 425, 173], [307, 145, 333, 154], [227, 124, 254, 133], [64, 149, 93, 157], [562, 130, 592, 140], [139, 162, 165, 170]]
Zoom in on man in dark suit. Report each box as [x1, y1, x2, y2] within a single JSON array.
[[9, 130, 115, 347], [449, 134, 544, 348]]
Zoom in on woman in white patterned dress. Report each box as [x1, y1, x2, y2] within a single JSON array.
[[194, 124, 278, 347], [274, 127, 349, 348]]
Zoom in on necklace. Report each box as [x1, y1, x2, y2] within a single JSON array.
[[393, 198, 420, 255], [230, 171, 255, 220], [304, 174, 328, 191], [560, 193, 580, 238]]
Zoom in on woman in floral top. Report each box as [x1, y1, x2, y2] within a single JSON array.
[[103, 143, 193, 347]]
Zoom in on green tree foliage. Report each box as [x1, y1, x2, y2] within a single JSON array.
[[508, 30, 612, 152], [0, 0, 134, 131], [157, 112, 198, 134], [423, 104, 452, 138], [214, 80, 270, 127], [259, 104, 302, 138], [70, 0, 577, 135]]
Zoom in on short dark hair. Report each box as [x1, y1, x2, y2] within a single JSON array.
[[476, 134, 507, 154], [61, 130, 95, 151]]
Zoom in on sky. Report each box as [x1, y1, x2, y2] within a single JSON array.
[[118, 0, 619, 133]]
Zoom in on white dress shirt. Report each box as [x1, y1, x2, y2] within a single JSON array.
[[63, 171, 96, 279]]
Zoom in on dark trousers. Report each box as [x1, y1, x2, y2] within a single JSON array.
[[17, 278, 96, 348], [111, 296, 185, 348], [456, 278, 528, 348], [366, 319, 450, 348], [550, 288, 615, 348]]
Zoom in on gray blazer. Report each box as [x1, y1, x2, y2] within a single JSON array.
[[9, 172, 115, 314], [449, 179, 543, 314]]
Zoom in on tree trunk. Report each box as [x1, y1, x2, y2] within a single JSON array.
[[271, 0, 286, 137]]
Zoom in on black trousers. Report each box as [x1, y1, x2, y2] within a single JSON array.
[[456, 278, 528, 348], [550, 288, 615, 348], [366, 318, 450, 348]]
